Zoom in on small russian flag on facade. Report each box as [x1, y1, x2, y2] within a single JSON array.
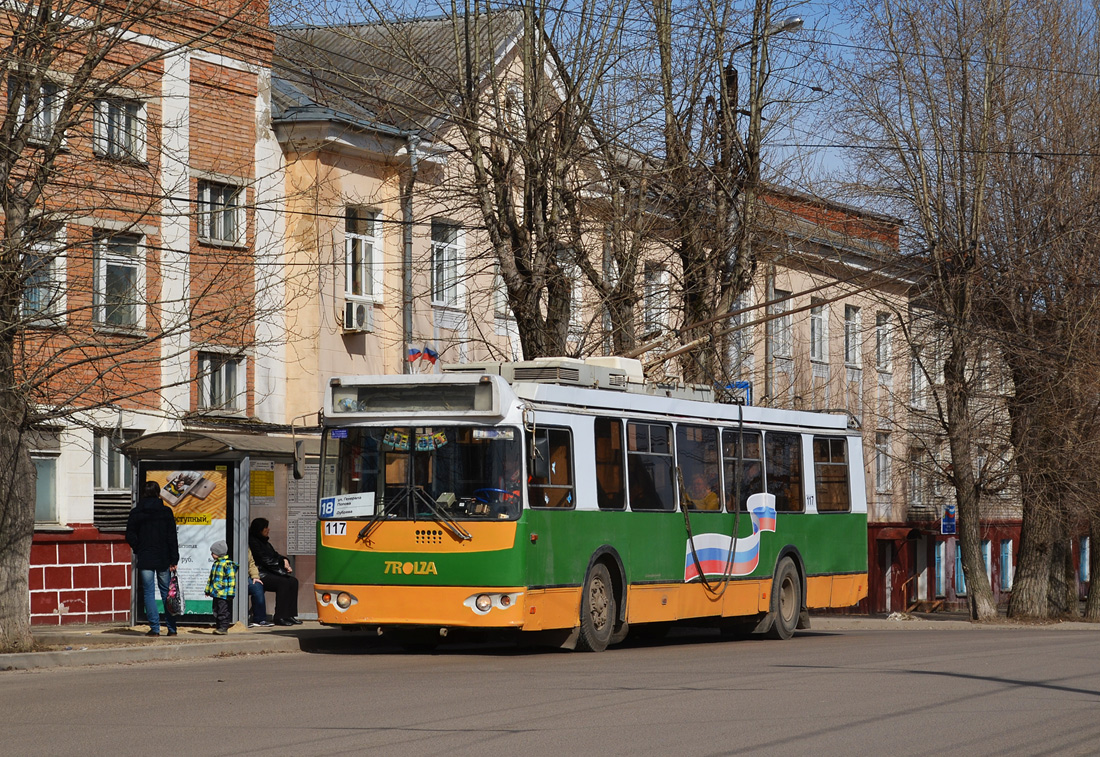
[[423, 347, 439, 364], [407, 347, 423, 362]]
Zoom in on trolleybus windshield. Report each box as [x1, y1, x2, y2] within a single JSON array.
[[321, 425, 523, 520]]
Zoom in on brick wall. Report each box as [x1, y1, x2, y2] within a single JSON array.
[[30, 527, 132, 626]]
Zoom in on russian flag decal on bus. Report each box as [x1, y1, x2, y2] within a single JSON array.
[[684, 494, 778, 581]]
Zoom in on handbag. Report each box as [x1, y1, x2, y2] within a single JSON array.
[[165, 568, 185, 615]]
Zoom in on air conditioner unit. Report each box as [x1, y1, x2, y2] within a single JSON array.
[[343, 300, 374, 333]]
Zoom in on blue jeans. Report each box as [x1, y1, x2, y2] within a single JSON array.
[[248, 578, 267, 623], [139, 568, 177, 634]]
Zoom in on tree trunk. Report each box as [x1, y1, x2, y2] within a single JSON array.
[[0, 397, 35, 653]]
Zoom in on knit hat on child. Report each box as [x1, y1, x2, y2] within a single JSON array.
[[211, 540, 228, 557]]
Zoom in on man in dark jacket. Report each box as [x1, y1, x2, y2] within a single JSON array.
[[126, 481, 180, 637]]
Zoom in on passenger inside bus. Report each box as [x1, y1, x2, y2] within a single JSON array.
[[685, 471, 721, 511]]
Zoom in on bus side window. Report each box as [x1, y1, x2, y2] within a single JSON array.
[[528, 427, 574, 508], [627, 421, 675, 511], [765, 431, 804, 512], [814, 436, 850, 512], [722, 429, 764, 511], [677, 424, 721, 511], [594, 417, 625, 510]]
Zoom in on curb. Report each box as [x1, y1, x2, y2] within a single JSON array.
[[1, 635, 303, 671]]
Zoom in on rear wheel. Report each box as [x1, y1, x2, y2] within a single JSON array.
[[576, 563, 616, 652], [766, 557, 801, 640]]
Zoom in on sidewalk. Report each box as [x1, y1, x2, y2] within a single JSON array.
[[2, 620, 341, 671], [3, 612, 1095, 671]]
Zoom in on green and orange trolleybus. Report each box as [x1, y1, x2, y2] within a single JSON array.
[[314, 357, 867, 651]]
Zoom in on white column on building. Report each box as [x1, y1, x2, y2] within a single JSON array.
[[156, 51, 192, 429], [252, 68, 287, 424]]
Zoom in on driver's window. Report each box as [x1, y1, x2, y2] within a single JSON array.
[[528, 427, 574, 508]]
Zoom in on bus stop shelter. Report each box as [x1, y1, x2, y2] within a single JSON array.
[[123, 430, 321, 626]]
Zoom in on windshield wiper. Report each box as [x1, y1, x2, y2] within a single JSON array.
[[412, 488, 472, 542]]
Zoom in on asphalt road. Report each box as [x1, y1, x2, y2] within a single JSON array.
[[4, 624, 1100, 756]]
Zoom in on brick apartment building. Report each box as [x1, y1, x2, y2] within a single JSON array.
[[22, 1, 284, 625]]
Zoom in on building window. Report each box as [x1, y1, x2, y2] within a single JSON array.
[[727, 292, 752, 374], [982, 539, 992, 582], [22, 223, 65, 321], [33, 456, 58, 523], [345, 207, 382, 301], [198, 352, 244, 412], [844, 305, 861, 366], [955, 542, 967, 595], [875, 312, 892, 372], [769, 289, 792, 359], [935, 541, 945, 596], [810, 299, 827, 362], [30, 428, 61, 524], [875, 432, 892, 493], [911, 349, 927, 409], [1080, 537, 1090, 583], [492, 262, 510, 319], [197, 181, 243, 245], [94, 431, 135, 492], [431, 219, 460, 307], [94, 98, 145, 161], [643, 263, 668, 334], [908, 449, 926, 507], [19, 79, 63, 143], [1000, 540, 1014, 591], [94, 232, 144, 328]]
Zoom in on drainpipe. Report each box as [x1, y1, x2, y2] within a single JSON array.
[[402, 135, 420, 374]]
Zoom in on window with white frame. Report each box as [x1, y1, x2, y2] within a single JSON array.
[[935, 540, 946, 597], [875, 432, 892, 493], [955, 542, 967, 595], [1080, 537, 1090, 583], [844, 305, 862, 366], [30, 428, 61, 524], [19, 79, 63, 143], [911, 348, 927, 409], [431, 219, 460, 307], [94, 98, 145, 161], [875, 312, 892, 371], [197, 351, 244, 412], [643, 263, 669, 333], [769, 289, 792, 358], [94, 430, 135, 492], [727, 291, 753, 374], [569, 263, 584, 334], [1000, 540, 1014, 591], [22, 222, 65, 321], [492, 262, 509, 318], [345, 206, 382, 301], [94, 232, 143, 328], [197, 181, 243, 245], [810, 299, 827, 362], [908, 449, 926, 506]]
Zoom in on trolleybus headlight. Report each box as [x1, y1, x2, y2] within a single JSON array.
[[474, 594, 493, 613], [320, 592, 332, 604], [498, 594, 511, 608], [336, 592, 354, 609]]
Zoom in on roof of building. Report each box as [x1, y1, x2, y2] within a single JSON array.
[[272, 12, 523, 135]]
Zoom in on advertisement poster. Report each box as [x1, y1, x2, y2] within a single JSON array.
[[145, 466, 231, 615]]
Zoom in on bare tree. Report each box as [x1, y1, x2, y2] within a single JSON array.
[[834, 0, 1007, 620], [0, 0, 275, 651]]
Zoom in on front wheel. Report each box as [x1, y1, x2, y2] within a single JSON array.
[[576, 563, 616, 652], [766, 557, 801, 640]]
